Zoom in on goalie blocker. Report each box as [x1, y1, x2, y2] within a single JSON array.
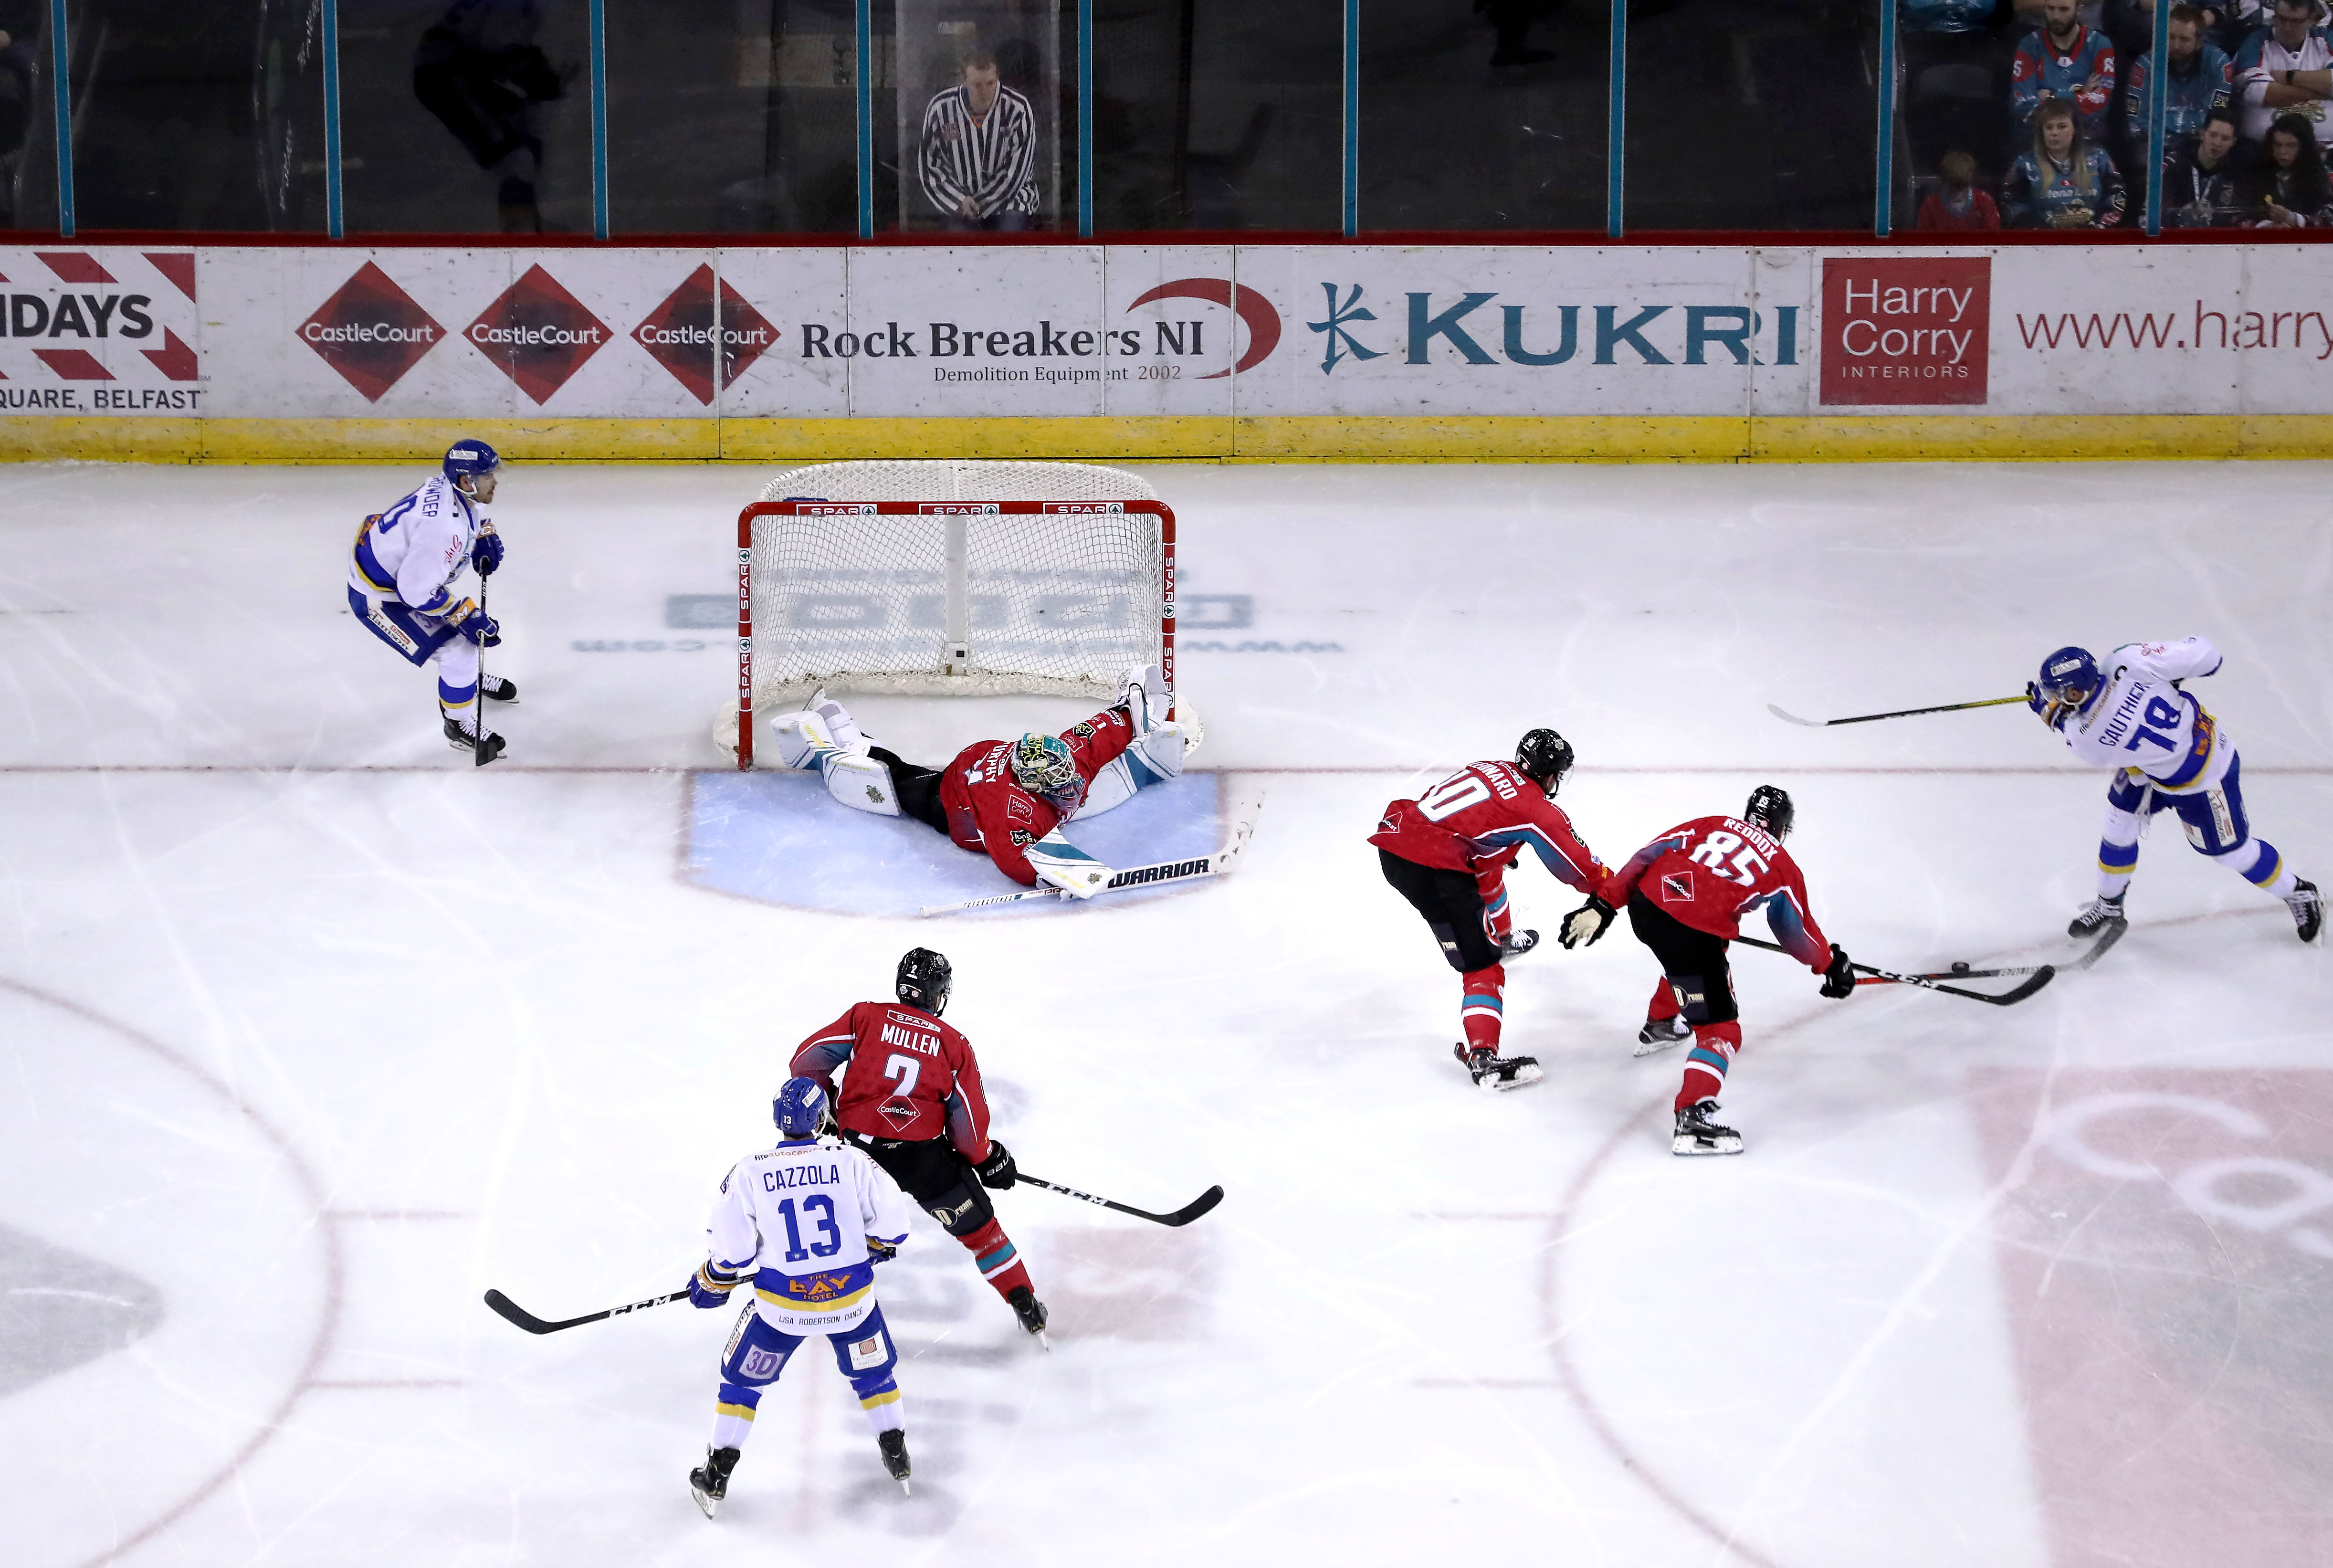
[[770, 664, 1188, 897]]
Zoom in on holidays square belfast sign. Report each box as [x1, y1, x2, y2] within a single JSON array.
[[1819, 255, 1991, 406]]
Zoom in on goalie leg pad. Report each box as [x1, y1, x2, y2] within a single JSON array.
[[821, 751, 903, 817], [1072, 724, 1184, 820]]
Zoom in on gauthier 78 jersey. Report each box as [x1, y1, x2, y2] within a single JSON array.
[[1603, 815, 1833, 970], [791, 1001, 997, 1161], [704, 1136, 910, 1334], [2057, 636, 2230, 794], [347, 473, 481, 616], [1368, 760, 1606, 892], [938, 707, 1139, 886]]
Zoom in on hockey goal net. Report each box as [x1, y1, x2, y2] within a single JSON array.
[[724, 460, 1175, 768]]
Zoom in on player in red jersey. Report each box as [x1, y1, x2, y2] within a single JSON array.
[[789, 948, 1048, 1339], [768, 665, 1188, 896], [1560, 785, 1857, 1156], [1370, 728, 1608, 1091]]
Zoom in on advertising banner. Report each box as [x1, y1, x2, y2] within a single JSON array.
[[7, 242, 2333, 443]]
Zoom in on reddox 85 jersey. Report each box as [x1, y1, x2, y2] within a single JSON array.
[[1603, 814, 1832, 969], [1368, 760, 1606, 893]]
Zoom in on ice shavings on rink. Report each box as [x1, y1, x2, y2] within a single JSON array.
[[683, 770, 1225, 917]]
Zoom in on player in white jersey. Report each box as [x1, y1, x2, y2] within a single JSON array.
[[683, 1076, 915, 1513], [2030, 638, 2321, 943], [345, 441, 515, 763]]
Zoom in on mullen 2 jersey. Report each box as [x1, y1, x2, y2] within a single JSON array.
[[1604, 815, 1832, 969], [790, 1001, 996, 1161], [1368, 759, 1606, 893], [938, 706, 1138, 886]]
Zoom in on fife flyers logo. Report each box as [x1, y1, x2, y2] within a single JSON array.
[[1820, 256, 1991, 406]]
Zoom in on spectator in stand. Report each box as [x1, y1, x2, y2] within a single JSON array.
[[2125, 6, 2235, 168], [2235, 0, 2333, 147], [2240, 108, 2333, 217], [2006, 96, 2132, 221], [2167, 105, 2256, 220], [2014, 0, 2122, 140], [1918, 149, 2008, 225], [917, 50, 1041, 232]]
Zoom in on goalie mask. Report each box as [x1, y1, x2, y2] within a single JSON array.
[[1744, 784, 1796, 841], [2034, 644, 2102, 731], [1009, 732, 1080, 804], [772, 1076, 830, 1138], [896, 947, 952, 1016]]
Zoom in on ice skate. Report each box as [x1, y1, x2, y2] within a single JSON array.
[[1672, 1101, 1743, 1157], [1006, 1284, 1050, 1347], [2288, 877, 2322, 944], [878, 1428, 912, 1494], [2068, 892, 2125, 938], [480, 674, 519, 703], [442, 710, 507, 766], [1499, 927, 1540, 958], [688, 1445, 740, 1518], [1455, 1042, 1543, 1092], [1634, 1014, 1691, 1056]]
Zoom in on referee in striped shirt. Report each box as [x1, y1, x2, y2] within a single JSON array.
[[917, 50, 1040, 231]]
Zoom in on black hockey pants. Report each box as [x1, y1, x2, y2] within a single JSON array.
[[1378, 848, 1502, 973], [1626, 892, 1740, 1026], [845, 1130, 994, 1236], [868, 746, 951, 835]]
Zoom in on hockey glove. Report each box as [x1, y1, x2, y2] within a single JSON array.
[[1558, 895, 1615, 950], [1819, 945, 1857, 999], [867, 1237, 899, 1265], [688, 1273, 736, 1309], [2024, 680, 2044, 716], [974, 1141, 1019, 1190], [471, 528, 504, 577], [456, 607, 502, 647]]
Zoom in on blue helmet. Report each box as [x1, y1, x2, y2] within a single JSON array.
[[2036, 645, 2102, 728], [772, 1076, 830, 1139], [443, 440, 502, 486]]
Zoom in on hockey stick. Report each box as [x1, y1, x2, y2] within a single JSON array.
[[1017, 1174, 1224, 1228], [472, 538, 493, 768], [1887, 919, 2129, 982], [1734, 934, 2056, 1005], [1766, 695, 2026, 728], [918, 786, 1266, 917], [482, 1285, 689, 1336]]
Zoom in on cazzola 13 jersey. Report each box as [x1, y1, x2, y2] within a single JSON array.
[[2057, 636, 2231, 794], [1603, 815, 1833, 969], [704, 1136, 910, 1334]]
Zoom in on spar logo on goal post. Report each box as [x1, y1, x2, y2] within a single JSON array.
[[1819, 255, 1991, 406]]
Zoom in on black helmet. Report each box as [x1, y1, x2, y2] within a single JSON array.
[[896, 948, 952, 1015], [1743, 784, 1795, 841], [1514, 728, 1574, 797]]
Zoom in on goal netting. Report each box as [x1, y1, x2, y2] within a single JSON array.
[[722, 461, 1175, 767]]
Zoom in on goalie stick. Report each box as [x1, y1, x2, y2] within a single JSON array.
[[1734, 934, 2056, 1005], [1018, 1174, 1224, 1228], [1766, 694, 2027, 728], [919, 785, 1265, 917], [482, 1285, 689, 1336]]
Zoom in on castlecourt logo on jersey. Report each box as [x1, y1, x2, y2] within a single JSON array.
[[1305, 283, 1801, 374]]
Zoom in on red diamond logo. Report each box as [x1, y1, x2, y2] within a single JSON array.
[[299, 262, 446, 402], [467, 263, 612, 405], [631, 264, 780, 405]]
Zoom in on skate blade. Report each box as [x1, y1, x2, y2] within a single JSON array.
[[1633, 1033, 1685, 1058], [1671, 1134, 1744, 1156], [1480, 1062, 1544, 1093], [690, 1486, 719, 1520], [898, 1477, 912, 1496]]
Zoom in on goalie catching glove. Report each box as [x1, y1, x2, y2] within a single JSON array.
[[1559, 894, 1616, 949]]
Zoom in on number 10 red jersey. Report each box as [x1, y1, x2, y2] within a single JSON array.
[[1368, 759, 1605, 894]]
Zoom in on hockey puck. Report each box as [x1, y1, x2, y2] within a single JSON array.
[[1949, 961, 1971, 974]]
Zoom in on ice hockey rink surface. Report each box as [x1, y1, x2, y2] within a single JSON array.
[[2, 459, 2327, 1568]]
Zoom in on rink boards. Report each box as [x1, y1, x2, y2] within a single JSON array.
[[6, 241, 2333, 463]]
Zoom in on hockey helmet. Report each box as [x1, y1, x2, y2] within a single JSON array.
[[1514, 727, 1575, 797], [773, 1076, 830, 1138], [1009, 732, 1078, 800], [896, 947, 953, 1016], [1744, 784, 1796, 841], [2035, 645, 2102, 730], [443, 440, 502, 488]]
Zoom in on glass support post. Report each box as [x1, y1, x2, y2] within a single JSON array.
[[856, 0, 874, 238], [1078, 0, 1093, 236], [46, 0, 72, 236], [1875, 0, 1896, 238], [1342, 0, 1358, 235], [1606, 0, 1625, 237], [589, 0, 610, 238], [323, 0, 345, 237], [2144, 0, 2170, 234]]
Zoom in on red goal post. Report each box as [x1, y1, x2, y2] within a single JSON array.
[[732, 498, 1176, 769]]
